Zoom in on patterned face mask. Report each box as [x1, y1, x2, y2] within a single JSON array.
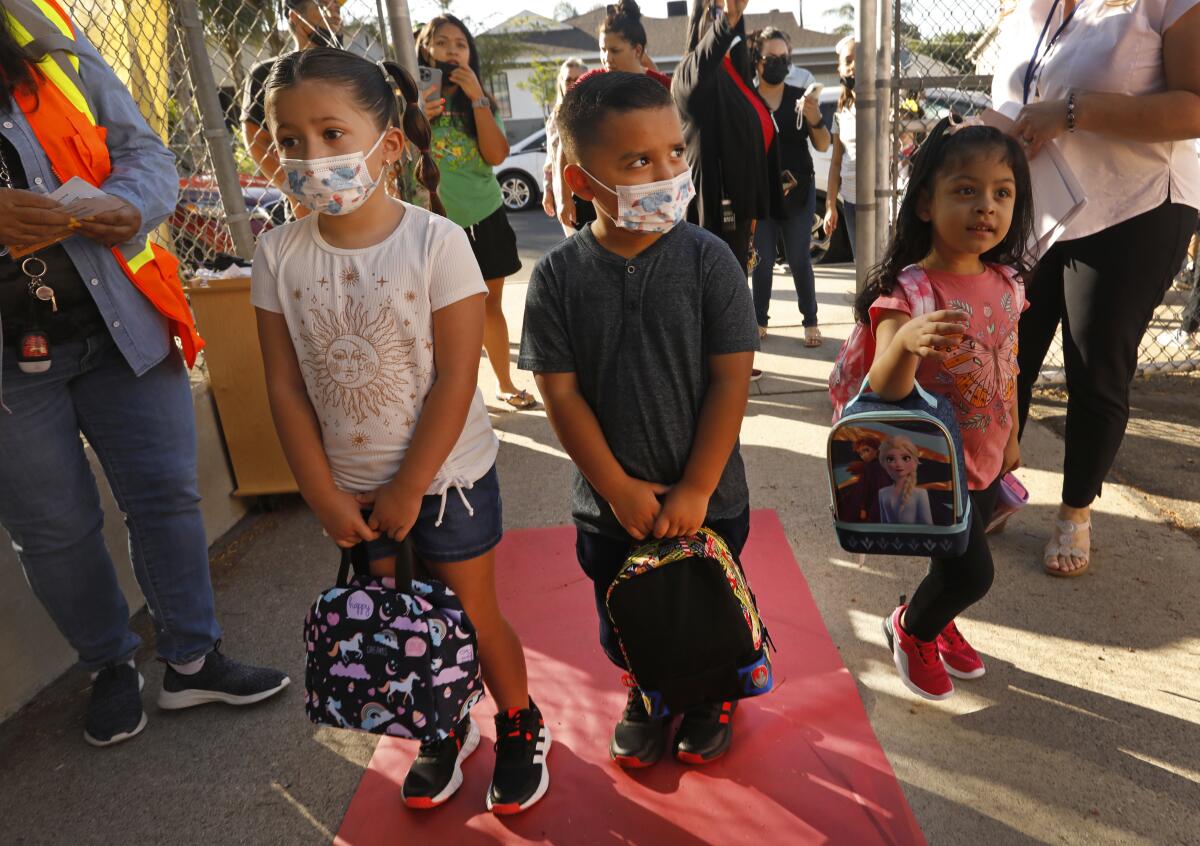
[[579, 167, 695, 233], [280, 131, 388, 216]]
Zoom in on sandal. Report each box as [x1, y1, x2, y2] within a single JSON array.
[[804, 326, 822, 348], [1043, 517, 1091, 577], [496, 389, 538, 411]]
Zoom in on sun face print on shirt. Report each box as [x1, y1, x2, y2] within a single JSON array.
[[300, 297, 417, 424]]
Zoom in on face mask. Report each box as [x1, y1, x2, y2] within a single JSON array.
[[840, 75, 856, 92], [580, 167, 695, 233], [761, 56, 790, 85], [280, 131, 389, 216]]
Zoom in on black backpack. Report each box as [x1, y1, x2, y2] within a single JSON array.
[[605, 529, 775, 718]]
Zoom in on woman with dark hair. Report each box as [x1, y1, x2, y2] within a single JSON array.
[[752, 26, 831, 347], [597, 0, 669, 81], [417, 15, 536, 411], [995, 0, 1200, 576], [673, 0, 785, 273], [0, 0, 287, 749]]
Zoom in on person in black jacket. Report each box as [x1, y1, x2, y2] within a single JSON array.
[[673, 0, 785, 271]]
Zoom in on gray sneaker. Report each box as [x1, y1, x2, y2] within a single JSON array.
[[158, 645, 289, 710]]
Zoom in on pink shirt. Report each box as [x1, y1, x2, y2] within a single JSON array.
[[870, 266, 1026, 489]]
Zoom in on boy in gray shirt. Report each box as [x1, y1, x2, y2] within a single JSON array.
[[518, 72, 758, 769]]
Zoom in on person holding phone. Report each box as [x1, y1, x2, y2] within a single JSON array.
[[751, 28, 830, 347], [417, 14, 536, 411]]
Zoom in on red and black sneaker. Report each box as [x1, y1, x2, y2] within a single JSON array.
[[937, 619, 986, 679], [401, 715, 480, 809], [673, 700, 736, 765], [882, 606, 954, 700], [610, 675, 669, 768], [487, 698, 551, 815]]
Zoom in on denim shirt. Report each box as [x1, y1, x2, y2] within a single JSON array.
[[0, 29, 181, 403]]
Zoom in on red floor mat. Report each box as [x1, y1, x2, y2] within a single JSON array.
[[335, 510, 925, 845]]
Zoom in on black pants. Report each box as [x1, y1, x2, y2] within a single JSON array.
[[904, 478, 1001, 643], [575, 509, 751, 669], [1017, 201, 1198, 507]]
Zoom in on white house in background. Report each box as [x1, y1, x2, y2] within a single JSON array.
[[483, 5, 842, 142]]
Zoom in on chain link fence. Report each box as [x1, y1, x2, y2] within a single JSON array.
[[74, 0, 394, 275], [889, 0, 1200, 381]]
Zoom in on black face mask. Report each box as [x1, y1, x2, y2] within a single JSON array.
[[840, 75, 855, 92], [761, 56, 789, 85], [307, 27, 342, 49]]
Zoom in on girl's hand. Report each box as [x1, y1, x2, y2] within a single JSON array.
[[0, 189, 72, 247], [822, 204, 838, 237], [897, 309, 969, 361], [357, 479, 424, 542], [311, 488, 378, 549], [449, 66, 484, 102], [652, 482, 710, 539], [423, 93, 446, 121], [1012, 99, 1068, 160], [542, 184, 556, 217], [608, 476, 670, 541]]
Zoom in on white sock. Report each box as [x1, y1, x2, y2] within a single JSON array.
[[90, 659, 135, 681], [169, 655, 207, 676]]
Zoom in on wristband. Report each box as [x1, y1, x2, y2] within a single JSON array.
[[1066, 91, 1077, 134]]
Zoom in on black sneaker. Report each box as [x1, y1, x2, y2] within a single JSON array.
[[673, 700, 736, 765], [486, 698, 551, 815], [157, 644, 289, 710], [610, 680, 668, 768], [84, 663, 147, 748], [402, 716, 480, 809]]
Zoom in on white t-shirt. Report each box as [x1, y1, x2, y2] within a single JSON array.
[[251, 203, 499, 494], [832, 104, 857, 204], [993, 0, 1200, 239]]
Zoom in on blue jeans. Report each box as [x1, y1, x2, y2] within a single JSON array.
[[751, 183, 818, 328], [0, 332, 220, 670]]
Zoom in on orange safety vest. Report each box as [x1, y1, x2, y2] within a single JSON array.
[[4, 0, 204, 365]]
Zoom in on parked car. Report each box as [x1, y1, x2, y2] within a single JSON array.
[[170, 173, 286, 268], [494, 127, 547, 213]]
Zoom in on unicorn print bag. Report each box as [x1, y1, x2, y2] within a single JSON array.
[[303, 540, 483, 742]]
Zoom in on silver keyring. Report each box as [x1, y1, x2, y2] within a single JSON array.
[[21, 257, 47, 278]]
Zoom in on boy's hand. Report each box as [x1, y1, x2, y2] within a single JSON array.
[[898, 309, 969, 361], [357, 479, 423, 542], [653, 482, 710, 539], [310, 488, 378, 549], [609, 477, 670, 541]]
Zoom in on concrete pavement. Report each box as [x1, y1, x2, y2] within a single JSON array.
[[1, 213, 1197, 845]]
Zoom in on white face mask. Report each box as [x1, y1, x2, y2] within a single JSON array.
[[579, 167, 695, 233], [279, 131, 389, 216]]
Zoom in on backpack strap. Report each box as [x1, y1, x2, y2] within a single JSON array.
[[991, 263, 1026, 314], [894, 264, 938, 317]]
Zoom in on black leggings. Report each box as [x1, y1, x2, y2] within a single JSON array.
[[1016, 201, 1198, 507], [904, 478, 1001, 642]]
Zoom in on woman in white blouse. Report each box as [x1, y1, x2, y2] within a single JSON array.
[[994, 0, 1200, 577]]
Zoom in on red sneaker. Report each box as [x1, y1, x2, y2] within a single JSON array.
[[937, 620, 986, 679], [882, 606, 953, 700]]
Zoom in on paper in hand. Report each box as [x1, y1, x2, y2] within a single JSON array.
[[8, 177, 128, 258], [980, 104, 1087, 260]]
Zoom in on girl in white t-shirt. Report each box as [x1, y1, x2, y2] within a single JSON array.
[[251, 49, 550, 815]]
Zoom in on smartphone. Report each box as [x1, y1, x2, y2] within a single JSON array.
[[803, 82, 824, 100], [781, 170, 798, 195], [417, 65, 442, 102]]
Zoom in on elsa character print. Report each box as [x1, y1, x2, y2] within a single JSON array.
[[877, 435, 932, 525]]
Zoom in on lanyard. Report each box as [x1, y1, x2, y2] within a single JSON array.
[[1023, 0, 1083, 104]]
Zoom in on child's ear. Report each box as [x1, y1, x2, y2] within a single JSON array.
[[563, 163, 597, 202], [382, 126, 406, 164]]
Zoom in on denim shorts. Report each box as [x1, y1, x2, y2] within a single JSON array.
[[364, 464, 503, 564]]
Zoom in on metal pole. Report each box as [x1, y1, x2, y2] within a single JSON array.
[[175, 0, 255, 260], [384, 0, 419, 79], [875, 0, 894, 260], [856, 0, 878, 291]]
